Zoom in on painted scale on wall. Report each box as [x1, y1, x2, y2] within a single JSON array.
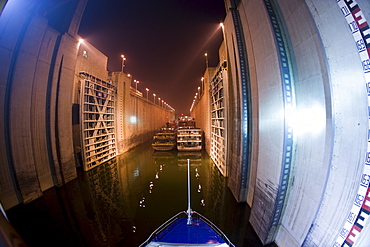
[[334, 1, 370, 246]]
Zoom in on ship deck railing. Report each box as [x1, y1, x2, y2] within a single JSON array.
[[139, 211, 235, 247]]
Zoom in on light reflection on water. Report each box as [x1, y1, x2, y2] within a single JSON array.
[[7, 141, 263, 246]]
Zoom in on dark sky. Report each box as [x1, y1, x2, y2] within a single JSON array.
[[78, 0, 226, 115]]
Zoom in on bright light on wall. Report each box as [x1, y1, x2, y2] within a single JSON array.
[[130, 116, 137, 124], [134, 169, 139, 177], [77, 38, 83, 49], [293, 103, 326, 136]]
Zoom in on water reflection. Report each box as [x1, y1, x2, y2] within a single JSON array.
[[7, 141, 263, 246]]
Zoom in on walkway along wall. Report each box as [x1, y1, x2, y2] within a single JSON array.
[[112, 71, 175, 155], [191, 67, 214, 156]]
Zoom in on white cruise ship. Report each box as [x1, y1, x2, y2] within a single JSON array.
[[176, 128, 202, 151]]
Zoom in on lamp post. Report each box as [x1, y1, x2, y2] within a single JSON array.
[[121, 55, 126, 72], [78, 39, 83, 49], [161, 100, 164, 107], [134, 80, 139, 91], [146, 88, 149, 99], [205, 52, 208, 68], [158, 97, 161, 106], [198, 86, 201, 96], [153, 93, 156, 103], [201, 77, 204, 94], [220, 22, 228, 66]]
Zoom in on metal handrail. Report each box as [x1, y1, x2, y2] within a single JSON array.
[[194, 211, 235, 247], [139, 211, 235, 247]]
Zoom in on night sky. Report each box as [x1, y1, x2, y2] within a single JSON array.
[[78, 0, 226, 115]]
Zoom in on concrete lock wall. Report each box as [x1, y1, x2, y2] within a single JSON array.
[[113, 72, 175, 155], [226, 0, 370, 246], [288, 1, 370, 246], [114, 71, 175, 153], [191, 66, 214, 155], [193, 0, 370, 246], [0, 0, 174, 210], [0, 0, 87, 210]]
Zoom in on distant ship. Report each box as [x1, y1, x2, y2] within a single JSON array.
[[152, 132, 177, 151], [177, 128, 203, 152], [161, 121, 177, 132], [177, 116, 196, 129]]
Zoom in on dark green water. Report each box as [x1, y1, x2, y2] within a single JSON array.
[[7, 141, 264, 247]]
